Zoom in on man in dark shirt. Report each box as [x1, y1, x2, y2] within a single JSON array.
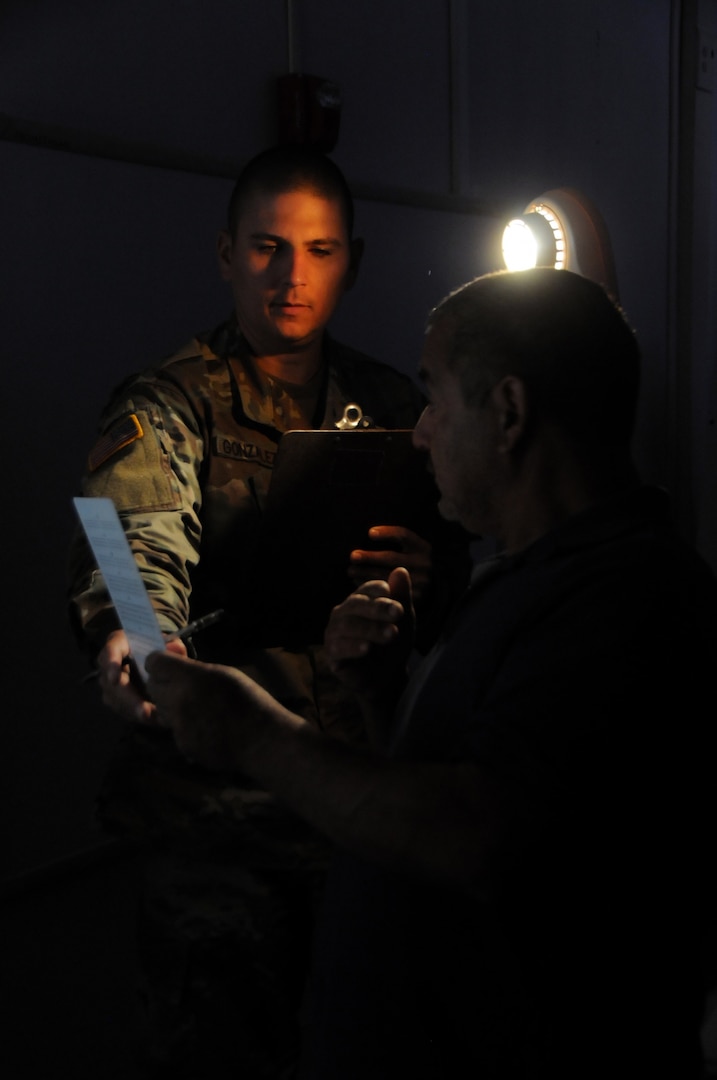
[[145, 268, 717, 1078]]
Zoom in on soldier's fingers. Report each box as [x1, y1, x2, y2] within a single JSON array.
[[99, 678, 155, 724], [97, 630, 131, 670], [366, 525, 432, 554], [350, 550, 430, 572]]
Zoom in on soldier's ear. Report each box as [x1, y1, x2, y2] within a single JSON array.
[[344, 237, 364, 292], [217, 230, 234, 281]]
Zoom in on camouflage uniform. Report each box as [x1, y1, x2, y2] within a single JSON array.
[[69, 317, 450, 1078]]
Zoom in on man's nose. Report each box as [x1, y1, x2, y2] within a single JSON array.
[[412, 406, 431, 449], [277, 246, 307, 287]]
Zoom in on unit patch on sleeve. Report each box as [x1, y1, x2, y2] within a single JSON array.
[[88, 414, 144, 472]]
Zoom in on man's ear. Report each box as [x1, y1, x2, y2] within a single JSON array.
[[344, 236, 364, 292], [217, 230, 233, 282], [491, 375, 529, 453]]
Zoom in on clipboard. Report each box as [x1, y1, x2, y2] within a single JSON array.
[[249, 428, 442, 645]]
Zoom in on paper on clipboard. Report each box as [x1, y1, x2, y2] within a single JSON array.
[[73, 497, 165, 680]]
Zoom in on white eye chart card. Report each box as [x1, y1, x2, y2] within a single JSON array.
[[73, 497, 165, 680]]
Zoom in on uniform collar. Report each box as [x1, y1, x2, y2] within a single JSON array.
[[209, 316, 328, 432]]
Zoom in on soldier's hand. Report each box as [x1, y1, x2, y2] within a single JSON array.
[[96, 629, 186, 724], [348, 525, 432, 603]]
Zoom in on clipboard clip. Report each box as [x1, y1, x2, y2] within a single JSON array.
[[335, 402, 375, 430]]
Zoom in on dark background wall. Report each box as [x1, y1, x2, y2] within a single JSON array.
[[1, 0, 716, 1071]]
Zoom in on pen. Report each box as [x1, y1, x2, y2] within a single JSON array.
[[79, 609, 224, 684], [166, 608, 224, 643]]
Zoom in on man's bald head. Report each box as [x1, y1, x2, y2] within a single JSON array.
[[428, 269, 640, 450]]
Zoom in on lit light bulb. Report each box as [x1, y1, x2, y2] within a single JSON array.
[[502, 219, 539, 271]]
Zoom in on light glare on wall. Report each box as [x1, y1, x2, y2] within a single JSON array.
[[501, 187, 619, 299], [502, 211, 559, 272]]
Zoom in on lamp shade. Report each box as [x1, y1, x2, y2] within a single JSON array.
[[502, 187, 619, 300]]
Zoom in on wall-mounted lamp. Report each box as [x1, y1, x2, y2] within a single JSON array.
[[501, 187, 619, 300]]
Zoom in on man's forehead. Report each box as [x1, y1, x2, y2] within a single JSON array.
[[234, 187, 348, 236], [419, 321, 452, 381]]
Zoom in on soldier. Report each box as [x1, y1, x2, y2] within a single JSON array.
[[69, 146, 467, 1078]]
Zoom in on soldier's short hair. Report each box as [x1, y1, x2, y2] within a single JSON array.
[[227, 146, 355, 239], [428, 268, 641, 449]]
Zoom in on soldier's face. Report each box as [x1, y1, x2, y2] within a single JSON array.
[[218, 188, 359, 356]]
